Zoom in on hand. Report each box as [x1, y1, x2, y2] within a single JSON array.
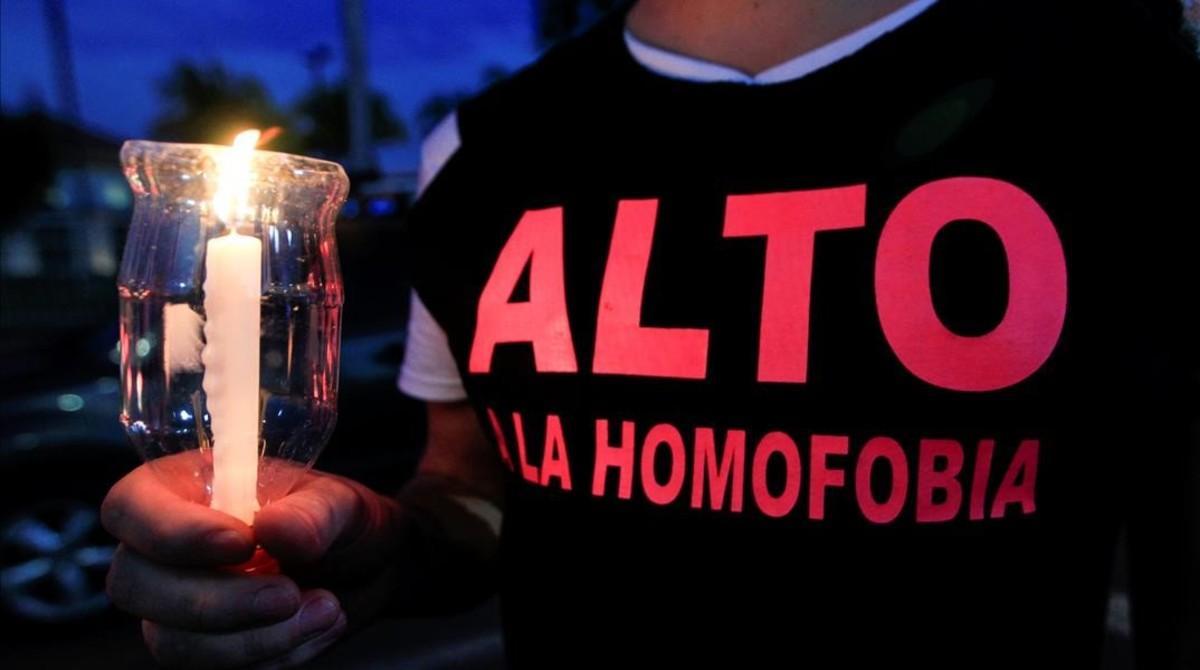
[[101, 464, 404, 669]]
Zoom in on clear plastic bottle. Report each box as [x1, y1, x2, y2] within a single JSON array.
[[117, 139, 348, 520]]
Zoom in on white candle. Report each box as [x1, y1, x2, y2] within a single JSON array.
[[202, 231, 262, 524], [203, 130, 263, 525]]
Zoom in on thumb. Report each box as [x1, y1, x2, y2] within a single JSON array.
[[254, 472, 370, 566]]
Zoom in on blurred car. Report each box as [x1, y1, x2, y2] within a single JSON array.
[[0, 375, 131, 625]]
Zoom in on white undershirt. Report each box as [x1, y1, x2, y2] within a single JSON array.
[[398, 0, 939, 402]]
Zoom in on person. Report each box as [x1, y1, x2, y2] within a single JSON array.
[[101, 1, 1199, 667]]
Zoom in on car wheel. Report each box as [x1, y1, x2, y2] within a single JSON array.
[[0, 498, 115, 624]]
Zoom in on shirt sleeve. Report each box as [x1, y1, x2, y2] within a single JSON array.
[[398, 288, 468, 401], [397, 113, 470, 402]]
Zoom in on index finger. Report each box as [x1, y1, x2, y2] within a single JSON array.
[[101, 464, 255, 566]]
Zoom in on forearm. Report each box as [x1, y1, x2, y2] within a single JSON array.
[[383, 473, 502, 617], [285, 470, 499, 628], [335, 399, 505, 620]]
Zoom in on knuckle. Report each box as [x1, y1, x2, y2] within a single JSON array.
[[143, 621, 184, 667], [104, 546, 137, 611], [241, 625, 281, 662], [141, 620, 159, 655], [99, 488, 127, 537], [144, 624, 221, 670], [156, 524, 192, 559], [291, 499, 333, 555], [178, 583, 217, 630], [157, 518, 213, 562]]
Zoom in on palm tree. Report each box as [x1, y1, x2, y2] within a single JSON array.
[[294, 83, 407, 160], [150, 63, 294, 149]]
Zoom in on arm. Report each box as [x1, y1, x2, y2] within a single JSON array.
[[380, 399, 506, 616]]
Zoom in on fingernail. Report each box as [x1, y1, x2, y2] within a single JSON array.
[[252, 584, 297, 618], [299, 597, 339, 637], [207, 529, 247, 554]]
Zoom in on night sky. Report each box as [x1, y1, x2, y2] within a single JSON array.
[[0, 0, 539, 170]]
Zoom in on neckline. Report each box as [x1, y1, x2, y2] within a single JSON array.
[[622, 0, 940, 85], [612, 0, 955, 90]]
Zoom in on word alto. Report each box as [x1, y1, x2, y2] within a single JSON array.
[[469, 177, 1068, 392]]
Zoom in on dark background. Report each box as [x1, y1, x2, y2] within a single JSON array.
[[1, 1, 1195, 668]]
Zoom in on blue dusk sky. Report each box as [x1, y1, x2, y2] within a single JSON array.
[[0, 0, 541, 170]]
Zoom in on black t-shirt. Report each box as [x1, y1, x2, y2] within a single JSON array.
[[403, 2, 1199, 667]]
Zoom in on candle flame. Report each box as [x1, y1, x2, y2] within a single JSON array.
[[212, 129, 261, 226]]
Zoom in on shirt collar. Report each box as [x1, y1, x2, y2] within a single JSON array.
[[622, 0, 939, 85]]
